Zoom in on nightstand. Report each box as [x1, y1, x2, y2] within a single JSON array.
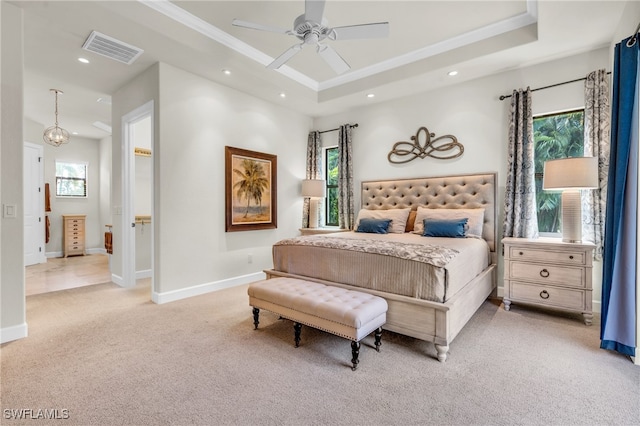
[[299, 227, 351, 236], [502, 237, 595, 325]]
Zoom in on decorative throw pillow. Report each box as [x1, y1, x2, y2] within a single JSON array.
[[355, 208, 411, 234], [422, 218, 468, 238], [356, 218, 392, 234], [413, 207, 485, 237]]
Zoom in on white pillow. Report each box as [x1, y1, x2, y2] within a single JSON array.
[[355, 208, 411, 234], [413, 207, 485, 237]]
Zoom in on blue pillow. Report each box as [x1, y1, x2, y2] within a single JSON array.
[[422, 218, 468, 238], [357, 218, 392, 234]]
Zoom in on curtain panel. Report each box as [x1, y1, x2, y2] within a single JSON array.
[[503, 88, 538, 239], [600, 35, 638, 358], [337, 125, 355, 230], [582, 69, 610, 260], [302, 131, 322, 228]]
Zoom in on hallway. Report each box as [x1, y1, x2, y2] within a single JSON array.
[[25, 254, 111, 296]]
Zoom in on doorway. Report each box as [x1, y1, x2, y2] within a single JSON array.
[[121, 101, 154, 290], [23, 142, 45, 266]]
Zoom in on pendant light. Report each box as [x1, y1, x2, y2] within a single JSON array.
[[43, 89, 70, 147]]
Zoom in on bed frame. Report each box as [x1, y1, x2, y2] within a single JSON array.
[[266, 172, 497, 362]]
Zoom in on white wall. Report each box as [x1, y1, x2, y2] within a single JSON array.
[[314, 47, 610, 308], [111, 62, 311, 300], [153, 62, 311, 298], [1, 1, 27, 343], [43, 136, 103, 256], [98, 135, 112, 237]]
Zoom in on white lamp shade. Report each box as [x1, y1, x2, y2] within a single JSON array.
[[543, 157, 599, 190], [301, 179, 326, 198]]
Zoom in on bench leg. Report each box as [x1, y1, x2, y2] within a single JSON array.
[[252, 307, 260, 330], [374, 327, 382, 352], [293, 322, 302, 348], [351, 341, 360, 371]]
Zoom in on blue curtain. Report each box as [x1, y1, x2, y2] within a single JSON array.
[[600, 35, 639, 357]]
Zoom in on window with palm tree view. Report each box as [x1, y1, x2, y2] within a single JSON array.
[[534, 109, 584, 234], [325, 147, 339, 226]]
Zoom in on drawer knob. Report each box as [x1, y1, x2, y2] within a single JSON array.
[[519, 251, 524, 256], [539, 290, 550, 299], [540, 269, 550, 278], [569, 255, 574, 259]]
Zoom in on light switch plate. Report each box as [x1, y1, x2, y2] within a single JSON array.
[[3, 204, 17, 218]]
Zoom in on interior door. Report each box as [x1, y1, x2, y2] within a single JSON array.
[[24, 142, 45, 266]]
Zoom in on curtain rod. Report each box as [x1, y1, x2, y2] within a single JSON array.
[[499, 72, 611, 101], [318, 123, 359, 134], [627, 21, 640, 47]]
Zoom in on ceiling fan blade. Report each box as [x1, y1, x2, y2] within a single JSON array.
[[304, 0, 326, 23], [232, 19, 290, 35], [331, 22, 390, 40], [317, 44, 350, 75], [267, 44, 304, 69]]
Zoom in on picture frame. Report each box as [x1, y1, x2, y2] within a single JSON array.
[[225, 146, 277, 232]]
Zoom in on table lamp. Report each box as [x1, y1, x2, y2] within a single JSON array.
[[302, 179, 326, 228], [542, 157, 598, 243]]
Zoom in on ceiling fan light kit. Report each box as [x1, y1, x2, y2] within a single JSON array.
[[232, 0, 389, 75], [43, 89, 70, 147]]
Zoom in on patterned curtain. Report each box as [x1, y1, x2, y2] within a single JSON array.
[[582, 69, 610, 260], [600, 35, 638, 358], [302, 131, 322, 228], [337, 125, 355, 230], [503, 88, 538, 239]]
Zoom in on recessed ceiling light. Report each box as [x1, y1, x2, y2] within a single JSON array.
[[448, 70, 458, 76], [78, 57, 90, 64], [366, 93, 375, 98], [222, 69, 231, 75], [279, 93, 286, 98]]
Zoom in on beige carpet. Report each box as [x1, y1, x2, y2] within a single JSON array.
[[1, 281, 638, 425]]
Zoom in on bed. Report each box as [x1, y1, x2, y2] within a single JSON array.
[[265, 172, 497, 361]]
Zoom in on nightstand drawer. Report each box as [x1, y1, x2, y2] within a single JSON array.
[[510, 261, 584, 287], [508, 247, 585, 265], [510, 281, 585, 310]]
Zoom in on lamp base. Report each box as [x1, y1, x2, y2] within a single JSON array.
[[561, 190, 582, 243], [309, 198, 319, 228]]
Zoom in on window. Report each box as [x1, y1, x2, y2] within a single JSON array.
[[533, 109, 584, 234], [325, 146, 339, 226], [55, 161, 88, 197]]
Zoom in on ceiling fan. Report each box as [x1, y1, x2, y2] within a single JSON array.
[[232, 0, 389, 75]]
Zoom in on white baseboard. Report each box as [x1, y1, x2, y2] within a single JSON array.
[[87, 248, 107, 255], [152, 272, 265, 304], [111, 273, 124, 286], [1, 322, 28, 344], [136, 269, 152, 280], [46, 249, 107, 258]]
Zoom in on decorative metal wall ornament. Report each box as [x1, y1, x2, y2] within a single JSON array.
[[387, 126, 464, 164]]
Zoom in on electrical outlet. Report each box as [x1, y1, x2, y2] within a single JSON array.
[[248, 254, 253, 264]]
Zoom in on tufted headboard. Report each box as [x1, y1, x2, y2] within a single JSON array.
[[361, 172, 497, 253]]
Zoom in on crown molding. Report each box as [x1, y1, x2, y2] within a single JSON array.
[[140, 0, 537, 94]]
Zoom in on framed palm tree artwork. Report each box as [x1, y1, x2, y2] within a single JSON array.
[[225, 146, 277, 232]]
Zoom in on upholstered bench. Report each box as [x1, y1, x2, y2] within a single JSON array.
[[248, 277, 388, 370]]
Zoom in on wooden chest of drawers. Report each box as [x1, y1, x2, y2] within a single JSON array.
[[63, 214, 86, 258], [502, 237, 595, 325]]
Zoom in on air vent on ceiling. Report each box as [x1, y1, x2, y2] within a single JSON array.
[[82, 31, 144, 65]]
